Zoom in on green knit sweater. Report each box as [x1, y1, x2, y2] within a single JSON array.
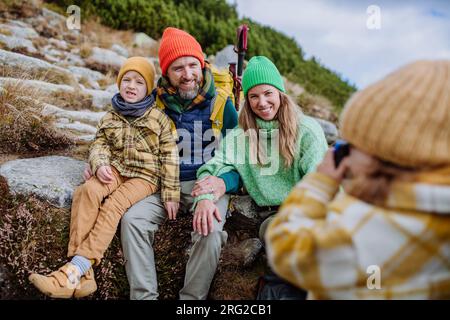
[[194, 114, 328, 207]]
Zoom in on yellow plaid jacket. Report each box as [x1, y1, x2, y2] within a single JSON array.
[[89, 106, 180, 203], [266, 171, 450, 299]]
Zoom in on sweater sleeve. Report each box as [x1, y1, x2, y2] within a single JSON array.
[[192, 129, 240, 209], [221, 97, 238, 135], [298, 117, 328, 176], [218, 170, 242, 193], [265, 172, 358, 296]]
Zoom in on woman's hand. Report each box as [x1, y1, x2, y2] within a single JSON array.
[[96, 165, 114, 184], [193, 199, 222, 236], [316, 148, 349, 183], [191, 176, 226, 200], [165, 201, 180, 220]]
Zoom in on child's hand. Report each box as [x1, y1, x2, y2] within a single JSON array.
[[83, 164, 94, 181], [96, 165, 113, 184], [165, 201, 180, 220], [317, 148, 348, 183]]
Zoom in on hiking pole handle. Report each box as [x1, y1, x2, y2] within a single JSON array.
[[236, 24, 249, 77]]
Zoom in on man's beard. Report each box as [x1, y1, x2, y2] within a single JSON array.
[[178, 84, 200, 100], [177, 81, 201, 100]]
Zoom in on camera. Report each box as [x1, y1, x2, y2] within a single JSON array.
[[333, 140, 350, 168]]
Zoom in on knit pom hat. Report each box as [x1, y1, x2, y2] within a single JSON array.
[[340, 60, 450, 168], [242, 56, 285, 96], [158, 27, 205, 76], [117, 56, 156, 95]]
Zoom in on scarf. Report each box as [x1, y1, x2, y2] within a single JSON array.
[[111, 93, 154, 117], [156, 64, 216, 113]]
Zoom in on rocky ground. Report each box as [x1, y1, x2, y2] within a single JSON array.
[[0, 2, 339, 300]]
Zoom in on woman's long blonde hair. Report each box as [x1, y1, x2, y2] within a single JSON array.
[[238, 90, 299, 167]]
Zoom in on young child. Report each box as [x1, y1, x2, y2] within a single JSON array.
[[266, 60, 450, 299], [29, 57, 180, 299]]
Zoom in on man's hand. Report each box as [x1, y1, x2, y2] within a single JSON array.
[[191, 176, 226, 200], [165, 201, 180, 220], [83, 164, 93, 181], [96, 165, 114, 184], [193, 199, 222, 236], [317, 148, 349, 183]]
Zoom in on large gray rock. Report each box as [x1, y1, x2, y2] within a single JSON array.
[[0, 156, 86, 208], [82, 88, 113, 109], [42, 103, 106, 125], [214, 45, 237, 70], [110, 44, 129, 58], [85, 47, 127, 72], [237, 238, 263, 267], [133, 32, 157, 48], [313, 117, 339, 145], [0, 34, 37, 53], [0, 49, 78, 86], [0, 77, 75, 95], [0, 23, 39, 39]]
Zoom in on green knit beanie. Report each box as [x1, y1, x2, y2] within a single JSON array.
[[242, 56, 285, 97]]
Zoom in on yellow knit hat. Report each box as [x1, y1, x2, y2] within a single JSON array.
[[117, 57, 156, 95], [340, 60, 450, 168]]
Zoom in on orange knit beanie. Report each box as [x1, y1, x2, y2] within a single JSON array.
[[158, 27, 205, 76]]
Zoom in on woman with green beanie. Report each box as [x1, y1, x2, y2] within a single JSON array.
[[191, 56, 328, 242]]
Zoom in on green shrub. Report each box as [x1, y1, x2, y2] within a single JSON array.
[[46, 0, 356, 109]]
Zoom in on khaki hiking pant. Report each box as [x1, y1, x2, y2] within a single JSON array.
[[121, 180, 230, 300], [68, 166, 157, 265]]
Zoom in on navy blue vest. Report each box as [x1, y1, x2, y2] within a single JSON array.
[[163, 99, 218, 181]]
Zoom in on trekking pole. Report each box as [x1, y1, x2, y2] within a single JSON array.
[[230, 24, 249, 111]]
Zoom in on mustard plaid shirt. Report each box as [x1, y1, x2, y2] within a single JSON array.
[[266, 171, 450, 299], [89, 106, 180, 203]]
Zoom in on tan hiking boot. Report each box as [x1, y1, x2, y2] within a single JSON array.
[[74, 267, 97, 298], [29, 263, 81, 299]]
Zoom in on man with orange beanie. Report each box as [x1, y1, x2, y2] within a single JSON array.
[[119, 27, 240, 300]]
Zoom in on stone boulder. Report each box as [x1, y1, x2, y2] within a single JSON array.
[[85, 47, 127, 73], [110, 44, 129, 58], [214, 45, 237, 70], [133, 32, 157, 48], [0, 49, 78, 86], [0, 156, 86, 208], [313, 117, 339, 145]]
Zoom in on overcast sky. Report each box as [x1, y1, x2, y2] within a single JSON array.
[[227, 0, 450, 88]]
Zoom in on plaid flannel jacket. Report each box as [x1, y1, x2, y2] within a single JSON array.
[[89, 106, 180, 202], [266, 172, 450, 299]]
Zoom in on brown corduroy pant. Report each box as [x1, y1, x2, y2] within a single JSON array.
[[68, 166, 157, 265]]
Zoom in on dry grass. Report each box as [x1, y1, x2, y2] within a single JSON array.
[[98, 70, 117, 89], [0, 175, 129, 300], [79, 42, 93, 59], [46, 89, 94, 111], [0, 28, 12, 36], [0, 80, 74, 153], [297, 92, 339, 124], [0, 0, 42, 19], [82, 18, 134, 51]]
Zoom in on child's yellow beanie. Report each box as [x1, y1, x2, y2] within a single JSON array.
[[117, 57, 156, 95], [340, 60, 450, 168]]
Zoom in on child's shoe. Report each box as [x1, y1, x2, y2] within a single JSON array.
[[74, 267, 97, 298], [29, 263, 81, 299]]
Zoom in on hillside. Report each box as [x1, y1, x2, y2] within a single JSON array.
[[0, 0, 340, 299], [46, 0, 356, 110]]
